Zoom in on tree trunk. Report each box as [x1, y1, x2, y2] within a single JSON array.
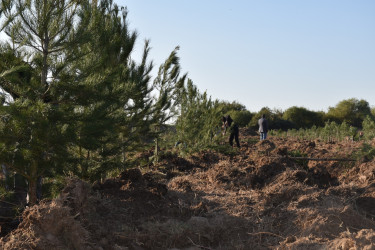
[[28, 178, 38, 206], [82, 150, 90, 178], [41, 11, 49, 97], [41, 28, 49, 86], [27, 163, 38, 206], [154, 138, 159, 163]]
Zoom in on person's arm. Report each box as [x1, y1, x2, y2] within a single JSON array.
[[258, 119, 262, 132]]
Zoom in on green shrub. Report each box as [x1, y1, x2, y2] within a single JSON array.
[[352, 143, 375, 162], [362, 116, 375, 141], [0, 185, 14, 201], [227, 110, 253, 127], [42, 177, 67, 199]]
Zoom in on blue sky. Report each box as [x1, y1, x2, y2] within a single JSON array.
[[119, 0, 375, 112]]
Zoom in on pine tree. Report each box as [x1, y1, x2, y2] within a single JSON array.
[[0, 0, 86, 204], [175, 79, 221, 152], [0, 0, 183, 203], [0, 45, 72, 205], [63, 1, 159, 180], [151, 46, 187, 162]]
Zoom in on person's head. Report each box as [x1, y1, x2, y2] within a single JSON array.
[[262, 114, 266, 118]]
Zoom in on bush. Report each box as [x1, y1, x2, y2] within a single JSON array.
[[353, 143, 375, 162], [283, 106, 324, 128], [42, 177, 67, 199], [227, 110, 253, 127], [249, 107, 293, 131], [362, 116, 375, 141]]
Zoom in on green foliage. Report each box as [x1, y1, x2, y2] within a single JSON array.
[[249, 107, 293, 130], [326, 98, 373, 127], [153, 47, 187, 124], [218, 101, 247, 113], [216, 101, 253, 127], [272, 121, 359, 142], [175, 80, 222, 153], [371, 107, 375, 118], [0, 186, 14, 202], [227, 110, 253, 127], [62, 2, 160, 180], [287, 150, 307, 158], [252, 99, 373, 134], [0, 43, 71, 204], [362, 115, 375, 141], [352, 143, 375, 162], [151, 47, 188, 163], [206, 144, 240, 157], [0, 0, 186, 203], [0, 0, 81, 91], [321, 121, 340, 142], [0, 99, 71, 172], [42, 176, 67, 199], [282, 106, 324, 128]]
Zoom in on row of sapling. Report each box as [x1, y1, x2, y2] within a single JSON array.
[[271, 118, 375, 142]]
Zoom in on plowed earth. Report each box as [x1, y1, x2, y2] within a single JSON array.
[[1, 128, 375, 249]]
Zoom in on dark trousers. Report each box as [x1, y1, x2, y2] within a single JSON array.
[[229, 126, 240, 147]]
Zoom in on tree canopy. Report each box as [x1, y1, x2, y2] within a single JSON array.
[[283, 106, 324, 128], [0, 0, 184, 204], [326, 98, 373, 127]]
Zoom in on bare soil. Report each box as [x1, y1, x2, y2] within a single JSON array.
[[1, 128, 375, 249]]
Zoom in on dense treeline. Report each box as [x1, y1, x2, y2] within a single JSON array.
[[223, 98, 374, 131], [0, 0, 374, 206]]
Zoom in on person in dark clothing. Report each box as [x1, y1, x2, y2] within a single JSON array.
[[258, 114, 268, 140], [224, 115, 240, 148]]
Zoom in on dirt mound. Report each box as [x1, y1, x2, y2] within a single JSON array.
[[1, 135, 375, 249], [256, 139, 276, 155], [0, 180, 93, 249], [281, 229, 375, 250], [248, 160, 286, 189]]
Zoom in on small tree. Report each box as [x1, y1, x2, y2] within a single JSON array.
[[362, 116, 375, 141], [62, 1, 172, 180], [175, 80, 221, 152], [151, 46, 187, 162], [249, 107, 292, 131], [0, 46, 71, 205], [218, 101, 253, 127], [326, 98, 373, 127], [283, 106, 324, 129], [0, 0, 83, 205]]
